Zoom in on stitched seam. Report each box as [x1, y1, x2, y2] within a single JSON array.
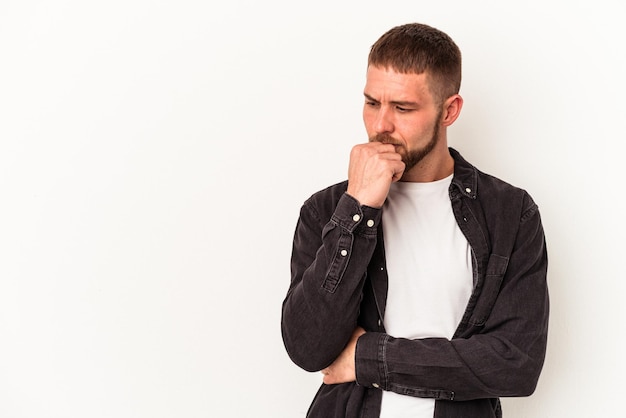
[[382, 334, 389, 389]]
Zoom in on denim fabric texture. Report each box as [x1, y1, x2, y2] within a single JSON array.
[[281, 148, 549, 418]]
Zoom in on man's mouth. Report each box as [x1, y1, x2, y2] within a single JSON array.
[[371, 134, 401, 146]]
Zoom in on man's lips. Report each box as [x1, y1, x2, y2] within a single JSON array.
[[371, 135, 402, 147]]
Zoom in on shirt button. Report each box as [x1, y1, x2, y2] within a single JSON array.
[[465, 187, 472, 193], [340, 249, 348, 257], [372, 383, 380, 388], [366, 219, 374, 227], [352, 214, 361, 222]]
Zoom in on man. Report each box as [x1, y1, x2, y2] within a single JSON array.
[[281, 22, 549, 418]]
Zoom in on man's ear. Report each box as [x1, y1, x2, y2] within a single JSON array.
[[441, 94, 463, 127]]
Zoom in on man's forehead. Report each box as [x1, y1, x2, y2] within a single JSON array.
[[364, 66, 432, 98]]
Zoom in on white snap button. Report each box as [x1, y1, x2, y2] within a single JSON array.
[[367, 219, 374, 227], [372, 383, 380, 388], [340, 249, 348, 256], [465, 188, 471, 193], [353, 214, 361, 222]]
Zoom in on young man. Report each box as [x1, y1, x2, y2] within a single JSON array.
[[281, 23, 549, 418]]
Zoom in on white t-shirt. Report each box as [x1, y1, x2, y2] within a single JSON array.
[[380, 175, 473, 418]]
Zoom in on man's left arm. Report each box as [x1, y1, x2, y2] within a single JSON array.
[[352, 200, 549, 401]]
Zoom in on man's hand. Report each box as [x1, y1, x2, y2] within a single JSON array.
[[346, 142, 405, 208], [321, 327, 367, 385]]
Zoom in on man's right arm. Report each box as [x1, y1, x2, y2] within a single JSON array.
[[280, 191, 381, 372], [281, 142, 402, 372]]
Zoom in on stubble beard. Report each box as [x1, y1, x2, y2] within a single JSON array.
[[370, 110, 442, 173]]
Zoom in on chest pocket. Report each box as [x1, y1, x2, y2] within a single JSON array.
[[469, 254, 509, 326]]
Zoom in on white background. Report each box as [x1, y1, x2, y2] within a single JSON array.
[[1, 1, 624, 417]]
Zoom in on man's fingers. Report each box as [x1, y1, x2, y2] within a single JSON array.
[[347, 142, 406, 207], [351, 142, 399, 160], [322, 369, 332, 385], [322, 372, 337, 385]]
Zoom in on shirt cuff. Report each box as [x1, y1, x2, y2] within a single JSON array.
[[355, 332, 388, 390], [331, 193, 382, 235]]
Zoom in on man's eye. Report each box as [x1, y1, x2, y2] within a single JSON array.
[[366, 101, 379, 107], [396, 106, 412, 112]]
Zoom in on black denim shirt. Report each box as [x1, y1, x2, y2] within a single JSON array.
[[281, 148, 549, 418]]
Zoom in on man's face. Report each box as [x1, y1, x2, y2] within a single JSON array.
[[363, 66, 443, 173]]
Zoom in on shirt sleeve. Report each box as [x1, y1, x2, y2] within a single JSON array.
[[281, 192, 382, 372]]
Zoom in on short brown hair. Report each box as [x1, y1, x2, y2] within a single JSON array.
[[368, 23, 462, 104]]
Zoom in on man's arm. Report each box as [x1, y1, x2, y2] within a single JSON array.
[[281, 191, 380, 372], [281, 143, 404, 372], [354, 199, 549, 400]]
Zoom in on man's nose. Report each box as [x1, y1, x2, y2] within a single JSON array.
[[374, 107, 394, 134]]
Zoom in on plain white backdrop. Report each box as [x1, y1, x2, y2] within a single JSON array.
[[1, 1, 624, 417]]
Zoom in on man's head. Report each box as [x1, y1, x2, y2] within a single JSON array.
[[363, 23, 463, 180], [368, 23, 461, 105]]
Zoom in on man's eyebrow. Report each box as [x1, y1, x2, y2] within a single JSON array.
[[363, 93, 419, 107]]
